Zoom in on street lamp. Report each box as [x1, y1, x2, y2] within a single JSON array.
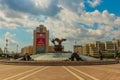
[[16, 44, 19, 54], [5, 38, 9, 58]]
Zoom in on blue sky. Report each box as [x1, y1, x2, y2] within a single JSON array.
[[85, 0, 120, 16], [0, 0, 120, 52]]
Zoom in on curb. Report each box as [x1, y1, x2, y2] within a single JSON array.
[[1, 60, 118, 66]]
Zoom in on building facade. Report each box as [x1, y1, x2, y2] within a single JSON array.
[[21, 45, 61, 54], [115, 40, 120, 52], [21, 45, 34, 55], [74, 39, 120, 56], [33, 25, 49, 53], [74, 45, 82, 54]]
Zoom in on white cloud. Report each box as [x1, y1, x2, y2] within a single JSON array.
[[42, 7, 84, 51], [0, 0, 60, 16], [58, 0, 84, 14], [114, 17, 120, 26], [4, 32, 18, 46], [32, 0, 51, 9], [0, 32, 18, 52], [5, 32, 16, 39], [0, 12, 16, 28], [45, 8, 80, 39], [77, 10, 120, 41], [44, 7, 120, 47], [26, 29, 34, 33], [0, 38, 5, 50], [79, 10, 116, 26], [0, 9, 39, 29], [0, 0, 84, 29], [0, 39, 4, 43], [87, 0, 101, 7], [4, 32, 19, 52], [5, 32, 10, 39], [9, 39, 18, 45], [0, 0, 120, 51], [88, 29, 102, 36], [113, 30, 120, 38]]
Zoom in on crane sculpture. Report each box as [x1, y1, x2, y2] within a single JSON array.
[[51, 38, 66, 52]]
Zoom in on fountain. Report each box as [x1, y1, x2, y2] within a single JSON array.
[[30, 38, 97, 61], [30, 38, 71, 61]]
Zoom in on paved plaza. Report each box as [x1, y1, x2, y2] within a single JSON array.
[[0, 63, 120, 80]]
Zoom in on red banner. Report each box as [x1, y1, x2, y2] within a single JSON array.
[[36, 33, 46, 53], [36, 38, 46, 45]]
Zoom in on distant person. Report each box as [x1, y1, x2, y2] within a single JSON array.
[[23, 53, 31, 61]]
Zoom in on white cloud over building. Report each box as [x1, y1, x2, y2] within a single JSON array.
[[0, 0, 120, 51]]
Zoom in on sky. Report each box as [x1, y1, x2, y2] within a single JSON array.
[[0, 0, 120, 52]]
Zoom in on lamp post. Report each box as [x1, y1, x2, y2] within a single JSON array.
[[16, 44, 19, 54], [74, 40, 77, 52], [5, 38, 8, 58]]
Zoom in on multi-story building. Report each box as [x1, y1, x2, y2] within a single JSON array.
[[104, 41, 114, 50], [88, 41, 105, 56], [21, 45, 34, 55], [82, 44, 90, 55], [21, 45, 64, 54], [74, 39, 120, 56], [115, 40, 120, 52], [33, 25, 49, 53], [74, 45, 82, 54], [89, 43, 98, 56]]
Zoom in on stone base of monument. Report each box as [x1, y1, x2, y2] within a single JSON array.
[[1, 60, 118, 66]]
